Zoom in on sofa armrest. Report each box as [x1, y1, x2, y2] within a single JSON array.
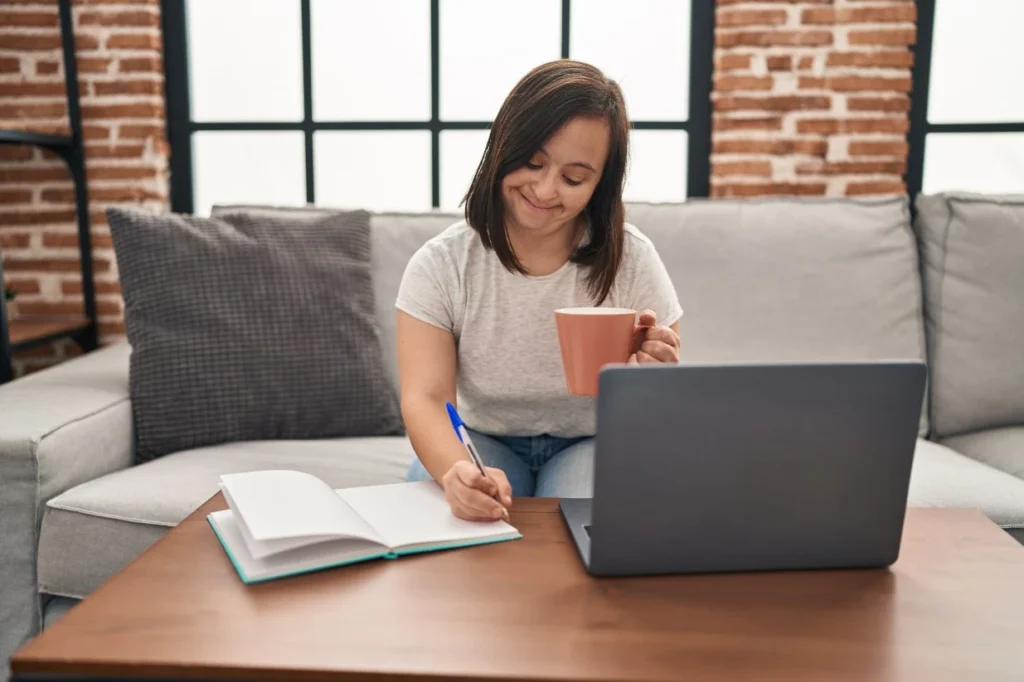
[[0, 342, 133, 677]]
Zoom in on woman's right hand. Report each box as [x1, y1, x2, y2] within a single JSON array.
[[442, 460, 513, 522]]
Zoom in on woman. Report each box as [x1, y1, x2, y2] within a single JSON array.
[[395, 59, 682, 521]]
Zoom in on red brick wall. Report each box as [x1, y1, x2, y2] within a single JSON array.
[[0, 0, 169, 376], [711, 0, 915, 197]]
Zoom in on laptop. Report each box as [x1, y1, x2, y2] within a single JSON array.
[[560, 360, 927, 577]]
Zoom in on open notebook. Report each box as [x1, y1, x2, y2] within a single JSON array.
[[208, 470, 521, 584]]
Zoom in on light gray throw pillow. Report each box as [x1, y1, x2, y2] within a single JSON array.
[[107, 207, 404, 463]]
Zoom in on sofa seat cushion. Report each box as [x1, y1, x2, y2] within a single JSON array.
[[942, 427, 1024, 481], [36, 436, 415, 599], [909, 439, 1024, 542], [42, 596, 79, 630]]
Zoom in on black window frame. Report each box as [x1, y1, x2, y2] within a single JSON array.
[[907, 0, 1024, 198], [160, 0, 715, 214]]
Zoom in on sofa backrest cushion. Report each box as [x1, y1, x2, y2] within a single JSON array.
[[365, 211, 462, 388], [216, 198, 929, 436], [914, 193, 1024, 437], [627, 197, 929, 436]]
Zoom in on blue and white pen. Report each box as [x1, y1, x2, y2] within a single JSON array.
[[446, 402, 508, 517], [446, 402, 487, 476]]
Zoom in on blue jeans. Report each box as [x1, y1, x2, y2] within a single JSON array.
[[407, 428, 594, 498]]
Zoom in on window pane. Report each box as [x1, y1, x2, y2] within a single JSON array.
[[624, 130, 688, 202], [192, 132, 306, 217], [923, 133, 1024, 194], [929, 0, 1024, 123], [187, 0, 303, 122], [311, 0, 430, 121], [571, 0, 690, 121], [440, 0, 560, 121], [440, 130, 489, 210], [315, 132, 432, 211]]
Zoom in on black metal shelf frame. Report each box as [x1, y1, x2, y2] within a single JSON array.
[[0, 0, 99, 383]]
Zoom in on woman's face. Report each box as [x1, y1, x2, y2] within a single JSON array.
[[501, 115, 610, 236]]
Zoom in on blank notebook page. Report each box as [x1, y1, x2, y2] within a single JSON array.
[[220, 470, 381, 543], [337, 481, 517, 550]]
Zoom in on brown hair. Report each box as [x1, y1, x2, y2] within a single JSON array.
[[462, 59, 630, 305]]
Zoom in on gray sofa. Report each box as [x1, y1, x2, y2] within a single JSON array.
[[3, 193, 1023, 678]]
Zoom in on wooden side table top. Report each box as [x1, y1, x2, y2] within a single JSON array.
[[12, 495, 1024, 682]]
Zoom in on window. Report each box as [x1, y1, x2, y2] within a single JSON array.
[[908, 0, 1024, 196], [162, 0, 713, 216]]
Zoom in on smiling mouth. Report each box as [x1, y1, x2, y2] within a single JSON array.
[[520, 190, 556, 212]]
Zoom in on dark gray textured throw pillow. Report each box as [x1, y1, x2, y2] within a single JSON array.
[[107, 207, 404, 463]]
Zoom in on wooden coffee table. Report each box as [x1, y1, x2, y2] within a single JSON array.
[[12, 495, 1024, 681]]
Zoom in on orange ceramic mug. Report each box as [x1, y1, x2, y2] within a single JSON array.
[[555, 307, 644, 397]]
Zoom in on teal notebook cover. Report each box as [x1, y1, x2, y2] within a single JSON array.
[[208, 514, 521, 584], [207, 476, 521, 585]]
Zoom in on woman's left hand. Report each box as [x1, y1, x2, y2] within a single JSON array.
[[628, 309, 680, 364]]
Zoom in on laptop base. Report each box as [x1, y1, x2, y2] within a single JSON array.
[[559, 498, 593, 570]]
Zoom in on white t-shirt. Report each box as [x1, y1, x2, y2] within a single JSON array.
[[395, 220, 683, 438]]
